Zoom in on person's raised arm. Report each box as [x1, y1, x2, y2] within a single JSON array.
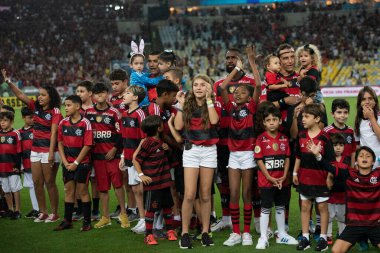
[[363, 105, 380, 140], [206, 85, 219, 125], [2, 69, 31, 105], [219, 60, 243, 106], [246, 45, 261, 103], [174, 91, 185, 131], [168, 113, 184, 144]]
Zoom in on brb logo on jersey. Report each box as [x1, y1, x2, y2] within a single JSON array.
[[264, 157, 284, 170], [94, 131, 111, 139]]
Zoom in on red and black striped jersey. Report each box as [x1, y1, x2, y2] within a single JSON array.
[[27, 100, 62, 153], [255, 131, 290, 188], [121, 108, 146, 164], [329, 156, 350, 204], [324, 123, 356, 159], [85, 105, 123, 160], [147, 102, 176, 135], [184, 102, 221, 146], [135, 137, 172, 190], [110, 94, 127, 114], [58, 117, 93, 164], [213, 74, 255, 146], [277, 71, 301, 122], [224, 100, 256, 151], [265, 71, 283, 86], [295, 130, 335, 197], [0, 129, 22, 176], [301, 66, 321, 87], [19, 126, 33, 172]]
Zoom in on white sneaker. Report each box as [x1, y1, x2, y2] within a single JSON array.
[[133, 220, 146, 234], [242, 232, 253, 246], [276, 233, 298, 245], [256, 237, 269, 249], [131, 219, 145, 233], [211, 218, 231, 232], [254, 218, 260, 234], [267, 228, 274, 239], [223, 233, 242, 246]]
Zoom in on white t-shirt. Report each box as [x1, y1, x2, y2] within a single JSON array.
[[356, 115, 380, 166]]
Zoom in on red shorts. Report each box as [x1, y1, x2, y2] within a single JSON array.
[[93, 159, 123, 191]]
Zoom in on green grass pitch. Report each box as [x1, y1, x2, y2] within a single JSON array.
[[1, 97, 377, 253]]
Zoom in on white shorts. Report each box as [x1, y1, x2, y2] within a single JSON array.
[[127, 166, 141, 186], [300, 194, 329, 203], [30, 151, 60, 164], [328, 203, 346, 223], [1, 175, 23, 193], [23, 172, 34, 188], [228, 151, 256, 169], [183, 144, 217, 168]]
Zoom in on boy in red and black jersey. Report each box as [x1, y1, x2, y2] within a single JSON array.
[[56, 95, 93, 231], [0, 111, 22, 219], [133, 115, 177, 245], [310, 145, 380, 252], [326, 134, 350, 244], [293, 103, 335, 251], [86, 83, 129, 229], [119, 85, 147, 232], [254, 107, 298, 248], [19, 107, 39, 218], [110, 69, 129, 114]]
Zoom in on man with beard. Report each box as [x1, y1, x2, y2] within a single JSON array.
[[212, 48, 261, 233], [146, 51, 162, 102]]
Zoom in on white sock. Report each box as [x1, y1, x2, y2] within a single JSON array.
[[29, 187, 39, 211], [320, 234, 327, 240], [173, 215, 181, 221], [155, 210, 164, 230], [302, 233, 310, 240], [153, 213, 158, 229], [275, 206, 286, 236], [337, 222, 346, 235], [125, 203, 128, 209], [327, 220, 333, 237], [260, 208, 270, 240]]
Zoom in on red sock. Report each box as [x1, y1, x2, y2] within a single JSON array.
[[145, 211, 154, 234], [243, 203, 252, 233], [230, 202, 240, 234]]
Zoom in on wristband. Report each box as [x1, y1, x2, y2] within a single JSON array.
[[316, 154, 322, 161], [138, 173, 144, 177], [293, 172, 298, 176], [74, 160, 79, 166], [177, 108, 183, 112], [5, 78, 10, 83], [206, 99, 213, 105], [207, 104, 214, 108], [235, 66, 241, 72]]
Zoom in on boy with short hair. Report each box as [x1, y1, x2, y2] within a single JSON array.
[[110, 69, 129, 114], [324, 99, 356, 167], [85, 83, 130, 229], [76, 80, 94, 112], [19, 107, 39, 218], [163, 68, 184, 91], [133, 115, 177, 245], [55, 95, 94, 231], [255, 107, 298, 249], [293, 103, 335, 251], [326, 134, 349, 245], [0, 111, 22, 219], [119, 85, 147, 234]]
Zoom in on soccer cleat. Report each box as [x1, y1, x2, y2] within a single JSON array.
[[132, 219, 146, 234], [110, 205, 121, 219], [201, 232, 214, 246], [119, 213, 130, 228], [45, 214, 60, 223], [242, 232, 253, 246], [179, 233, 193, 249], [256, 237, 269, 250], [223, 233, 241, 246], [72, 213, 83, 221], [211, 218, 231, 232], [327, 236, 333, 245], [34, 213, 49, 223], [91, 211, 100, 221], [315, 237, 328, 251], [144, 234, 158, 245], [94, 216, 111, 228], [80, 220, 92, 232], [167, 230, 178, 241], [128, 212, 139, 223], [276, 233, 299, 245], [25, 209, 39, 219], [131, 219, 145, 232], [313, 225, 321, 242], [267, 228, 274, 239], [54, 221, 73, 231], [196, 232, 212, 240], [0, 210, 13, 218], [297, 237, 311, 251], [10, 211, 21, 220]]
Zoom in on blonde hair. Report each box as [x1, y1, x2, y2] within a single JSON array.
[[183, 74, 215, 130], [295, 44, 322, 71]]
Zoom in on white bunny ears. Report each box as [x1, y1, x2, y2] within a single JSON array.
[[130, 39, 145, 59]]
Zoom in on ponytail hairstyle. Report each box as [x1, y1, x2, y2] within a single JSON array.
[[354, 86, 379, 137], [183, 74, 215, 130], [159, 50, 177, 67], [295, 44, 322, 71]]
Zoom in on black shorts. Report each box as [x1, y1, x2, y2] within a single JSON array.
[[260, 187, 288, 209], [339, 226, 380, 247], [63, 164, 91, 184], [144, 187, 174, 212]]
